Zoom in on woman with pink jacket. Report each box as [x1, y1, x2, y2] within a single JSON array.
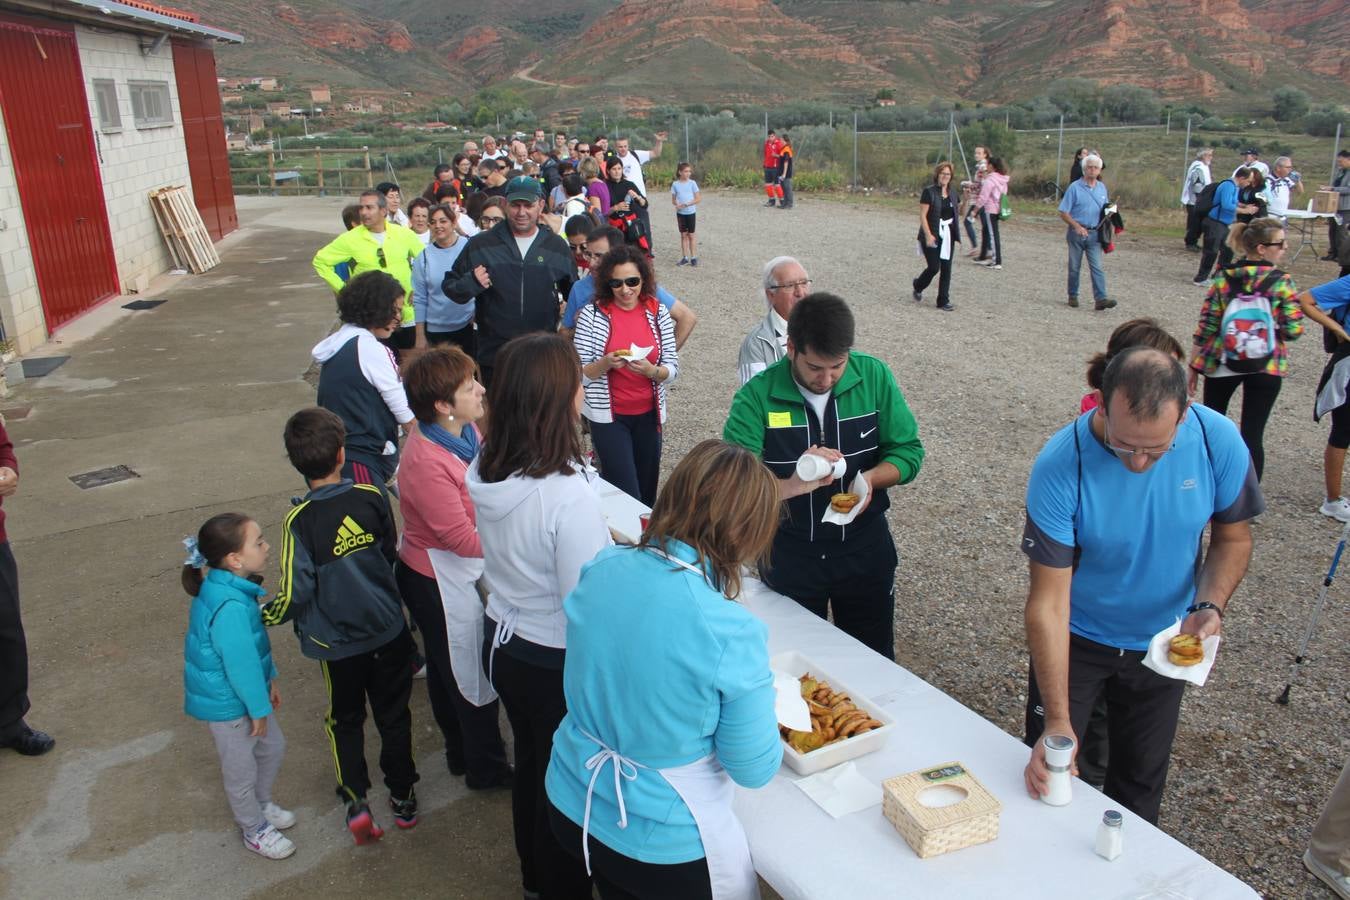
[[976, 158, 1011, 269]]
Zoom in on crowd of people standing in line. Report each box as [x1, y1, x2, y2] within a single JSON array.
[[149, 122, 1350, 898]]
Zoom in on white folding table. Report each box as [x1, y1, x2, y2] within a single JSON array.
[[1282, 208, 1338, 263], [734, 579, 1260, 900]]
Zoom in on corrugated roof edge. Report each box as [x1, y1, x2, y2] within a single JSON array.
[[60, 0, 244, 42]]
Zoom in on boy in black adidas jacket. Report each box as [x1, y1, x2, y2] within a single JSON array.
[[263, 407, 419, 844]]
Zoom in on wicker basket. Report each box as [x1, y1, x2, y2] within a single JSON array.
[[882, 761, 1001, 859]]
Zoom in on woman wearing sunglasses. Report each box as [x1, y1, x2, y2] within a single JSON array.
[[574, 245, 678, 506], [1188, 216, 1304, 482]]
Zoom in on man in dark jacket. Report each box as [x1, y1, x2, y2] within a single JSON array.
[[442, 176, 576, 384]]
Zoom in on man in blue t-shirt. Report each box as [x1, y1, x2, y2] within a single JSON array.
[[559, 225, 697, 347], [1057, 154, 1116, 311], [1021, 348, 1262, 824], [1194, 168, 1258, 286], [1305, 275, 1350, 522]]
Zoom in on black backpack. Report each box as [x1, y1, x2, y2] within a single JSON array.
[[1193, 180, 1222, 218]]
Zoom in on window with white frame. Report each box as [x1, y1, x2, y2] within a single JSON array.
[[129, 81, 173, 128], [93, 79, 121, 131]]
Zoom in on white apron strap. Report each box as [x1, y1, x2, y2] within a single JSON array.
[[938, 217, 954, 261], [578, 729, 644, 876], [486, 605, 518, 688], [426, 548, 497, 706], [660, 755, 759, 900]]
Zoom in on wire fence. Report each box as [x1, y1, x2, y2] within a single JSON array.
[[230, 116, 1344, 211]]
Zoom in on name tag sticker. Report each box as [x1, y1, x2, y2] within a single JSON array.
[[768, 411, 793, 428]]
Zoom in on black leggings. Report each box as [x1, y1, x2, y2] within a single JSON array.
[[913, 242, 953, 306], [979, 210, 1002, 264], [1202, 371, 1283, 480], [589, 410, 662, 507], [549, 803, 713, 900]]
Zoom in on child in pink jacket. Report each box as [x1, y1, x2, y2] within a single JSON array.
[[977, 159, 1010, 268]]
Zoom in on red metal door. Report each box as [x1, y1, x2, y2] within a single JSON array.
[[0, 15, 119, 330], [172, 39, 237, 241]]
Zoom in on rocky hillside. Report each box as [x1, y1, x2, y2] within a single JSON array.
[[206, 0, 1350, 109]]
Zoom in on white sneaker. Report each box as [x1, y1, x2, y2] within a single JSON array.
[[1319, 497, 1350, 522], [262, 801, 296, 830], [1304, 849, 1350, 899], [243, 824, 295, 859]]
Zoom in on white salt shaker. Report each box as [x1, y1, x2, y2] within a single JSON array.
[[1095, 809, 1123, 860], [1040, 734, 1075, 806], [795, 452, 846, 482]]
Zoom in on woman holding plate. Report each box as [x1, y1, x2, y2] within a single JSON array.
[[573, 244, 678, 506]]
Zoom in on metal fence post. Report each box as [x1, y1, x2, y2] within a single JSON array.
[[947, 113, 954, 162], [363, 147, 372, 188], [1334, 122, 1343, 181], [684, 116, 690, 164], [852, 111, 858, 190], [316, 147, 324, 195], [1182, 117, 1192, 189], [1055, 115, 1065, 191]]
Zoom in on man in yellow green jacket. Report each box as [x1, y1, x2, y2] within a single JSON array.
[[312, 190, 424, 340]]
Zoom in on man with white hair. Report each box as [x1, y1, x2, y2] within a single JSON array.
[[1266, 156, 1303, 220], [1181, 148, 1213, 251], [738, 256, 812, 383], [1058, 154, 1116, 311]]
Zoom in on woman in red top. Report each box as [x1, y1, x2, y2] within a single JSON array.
[[393, 347, 512, 789], [574, 245, 679, 506]]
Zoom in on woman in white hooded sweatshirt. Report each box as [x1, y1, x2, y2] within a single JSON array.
[[467, 332, 610, 900]]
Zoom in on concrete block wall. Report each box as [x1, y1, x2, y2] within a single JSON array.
[[75, 26, 192, 295], [0, 120, 46, 354]]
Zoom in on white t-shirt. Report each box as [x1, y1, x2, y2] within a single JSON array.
[[619, 149, 652, 196], [796, 381, 830, 424], [481, 149, 506, 161], [416, 230, 431, 247], [371, 230, 386, 246], [514, 231, 537, 259], [389, 209, 409, 227]]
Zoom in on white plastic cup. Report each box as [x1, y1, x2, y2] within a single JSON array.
[[1041, 733, 1075, 807], [795, 453, 846, 482]]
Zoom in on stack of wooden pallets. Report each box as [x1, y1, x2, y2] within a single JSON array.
[[149, 186, 220, 274]]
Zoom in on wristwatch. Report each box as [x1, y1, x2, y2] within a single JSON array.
[[1186, 601, 1224, 618]]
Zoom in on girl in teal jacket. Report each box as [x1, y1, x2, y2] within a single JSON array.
[[182, 513, 297, 860]]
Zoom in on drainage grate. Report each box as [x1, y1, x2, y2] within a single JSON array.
[[122, 299, 166, 311], [21, 356, 69, 378], [69, 465, 140, 490]]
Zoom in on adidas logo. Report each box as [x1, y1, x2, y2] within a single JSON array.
[[334, 515, 374, 556]]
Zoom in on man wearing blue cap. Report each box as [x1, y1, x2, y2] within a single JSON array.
[[443, 176, 577, 384]]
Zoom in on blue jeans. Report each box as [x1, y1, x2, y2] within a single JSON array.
[[1065, 227, 1107, 302]]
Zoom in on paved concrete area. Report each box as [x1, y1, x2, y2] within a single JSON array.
[[0, 197, 519, 899]]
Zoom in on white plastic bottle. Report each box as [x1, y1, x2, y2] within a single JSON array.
[[1040, 734, 1075, 807], [795, 452, 846, 482], [1095, 810, 1124, 860]]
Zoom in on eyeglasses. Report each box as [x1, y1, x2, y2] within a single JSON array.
[[479, 215, 505, 227], [376, 248, 387, 268], [1103, 416, 1178, 462], [606, 276, 642, 289], [769, 279, 812, 292], [1259, 240, 1288, 249], [582, 249, 606, 261]]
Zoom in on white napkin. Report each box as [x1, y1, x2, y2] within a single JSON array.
[[792, 762, 882, 818], [1141, 620, 1221, 686], [773, 670, 812, 732], [626, 343, 653, 362], [821, 472, 871, 526]]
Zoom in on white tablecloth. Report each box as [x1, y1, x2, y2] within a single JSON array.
[[734, 578, 1259, 900], [588, 472, 649, 543]]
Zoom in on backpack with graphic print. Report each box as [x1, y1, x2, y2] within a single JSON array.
[[1219, 269, 1283, 373]]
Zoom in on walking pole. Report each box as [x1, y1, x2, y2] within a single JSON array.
[[1277, 518, 1350, 705], [1055, 114, 1065, 196], [1182, 116, 1192, 188]]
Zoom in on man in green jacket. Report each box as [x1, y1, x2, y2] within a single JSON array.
[[723, 293, 923, 658], [312, 190, 424, 345]]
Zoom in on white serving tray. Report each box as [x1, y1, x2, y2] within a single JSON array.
[[771, 650, 897, 776]]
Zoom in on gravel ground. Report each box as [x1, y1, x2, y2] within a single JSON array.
[[645, 190, 1347, 899]]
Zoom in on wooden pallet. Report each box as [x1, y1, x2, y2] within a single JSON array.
[[149, 186, 220, 274]]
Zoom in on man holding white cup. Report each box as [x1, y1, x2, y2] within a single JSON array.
[[724, 293, 924, 659]]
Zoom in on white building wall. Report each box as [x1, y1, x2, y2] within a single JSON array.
[[75, 26, 192, 295], [0, 111, 46, 355]]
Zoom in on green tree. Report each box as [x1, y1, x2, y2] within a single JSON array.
[[1271, 87, 1311, 122], [959, 121, 1018, 166], [1101, 84, 1160, 123], [1303, 105, 1346, 137], [1046, 78, 1100, 121]]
